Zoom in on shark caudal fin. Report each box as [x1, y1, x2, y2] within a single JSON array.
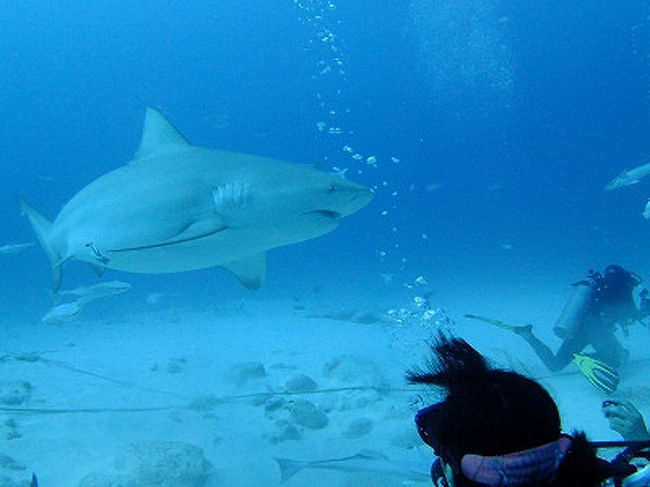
[[274, 458, 306, 483], [16, 196, 63, 291]]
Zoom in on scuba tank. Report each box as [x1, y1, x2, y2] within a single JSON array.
[[553, 276, 596, 340], [553, 266, 643, 340]]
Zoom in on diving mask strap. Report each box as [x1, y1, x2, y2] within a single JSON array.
[[460, 435, 572, 487]]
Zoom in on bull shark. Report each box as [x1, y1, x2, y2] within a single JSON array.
[[19, 108, 373, 291], [605, 161, 650, 191]]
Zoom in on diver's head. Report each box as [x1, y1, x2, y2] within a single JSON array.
[[602, 264, 641, 289], [408, 335, 566, 486], [592, 265, 642, 324]]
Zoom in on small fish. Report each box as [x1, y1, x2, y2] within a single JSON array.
[[606, 161, 650, 191], [425, 182, 442, 192], [58, 280, 131, 304], [275, 450, 430, 483], [0, 242, 35, 255], [42, 302, 81, 324]]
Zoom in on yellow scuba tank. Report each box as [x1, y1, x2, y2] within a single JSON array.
[[553, 278, 595, 340]]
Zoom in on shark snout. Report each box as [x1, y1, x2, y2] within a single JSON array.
[[345, 186, 374, 214], [327, 184, 374, 217], [304, 184, 372, 220]]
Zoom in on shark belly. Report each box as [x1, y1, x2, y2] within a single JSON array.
[[89, 214, 339, 273]]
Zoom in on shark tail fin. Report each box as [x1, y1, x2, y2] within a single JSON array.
[[16, 196, 63, 291], [274, 458, 305, 483]]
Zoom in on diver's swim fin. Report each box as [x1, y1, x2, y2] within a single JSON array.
[[572, 354, 619, 394], [464, 314, 531, 334]]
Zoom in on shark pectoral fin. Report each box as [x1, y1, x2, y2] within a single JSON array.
[[220, 253, 266, 290], [173, 216, 227, 242]]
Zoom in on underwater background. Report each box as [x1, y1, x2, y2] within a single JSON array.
[[0, 1, 649, 485]]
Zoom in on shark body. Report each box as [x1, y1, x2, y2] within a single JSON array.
[[20, 108, 373, 290]]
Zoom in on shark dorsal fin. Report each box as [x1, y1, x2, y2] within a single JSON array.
[[133, 107, 191, 161]]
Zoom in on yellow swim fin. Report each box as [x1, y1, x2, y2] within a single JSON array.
[[572, 354, 619, 394]]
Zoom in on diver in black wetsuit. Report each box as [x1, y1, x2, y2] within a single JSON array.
[[514, 265, 649, 372]]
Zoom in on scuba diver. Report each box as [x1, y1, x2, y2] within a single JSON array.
[[517, 265, 648, 372], [408, 334, 650, 486], [467, 265, 649, 392]]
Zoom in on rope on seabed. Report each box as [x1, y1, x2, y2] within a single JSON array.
[[2, 350, 432, 415], [0, 386, 423, 415], [0, 406, 175, 415], [7, 351, 188, 400]]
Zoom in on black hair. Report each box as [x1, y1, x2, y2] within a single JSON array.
[[408, 334, 614, 486]]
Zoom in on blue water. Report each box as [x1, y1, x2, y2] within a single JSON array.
[[1, 1, 649, 484]]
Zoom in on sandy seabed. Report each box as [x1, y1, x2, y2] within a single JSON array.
[[1, 284, 648, 486]]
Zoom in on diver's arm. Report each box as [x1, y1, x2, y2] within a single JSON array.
[[635, 288, 650, 322], [603, 400, 650, 441]]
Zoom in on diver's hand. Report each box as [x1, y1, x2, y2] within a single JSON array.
[[602, 400, 650, 441]]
